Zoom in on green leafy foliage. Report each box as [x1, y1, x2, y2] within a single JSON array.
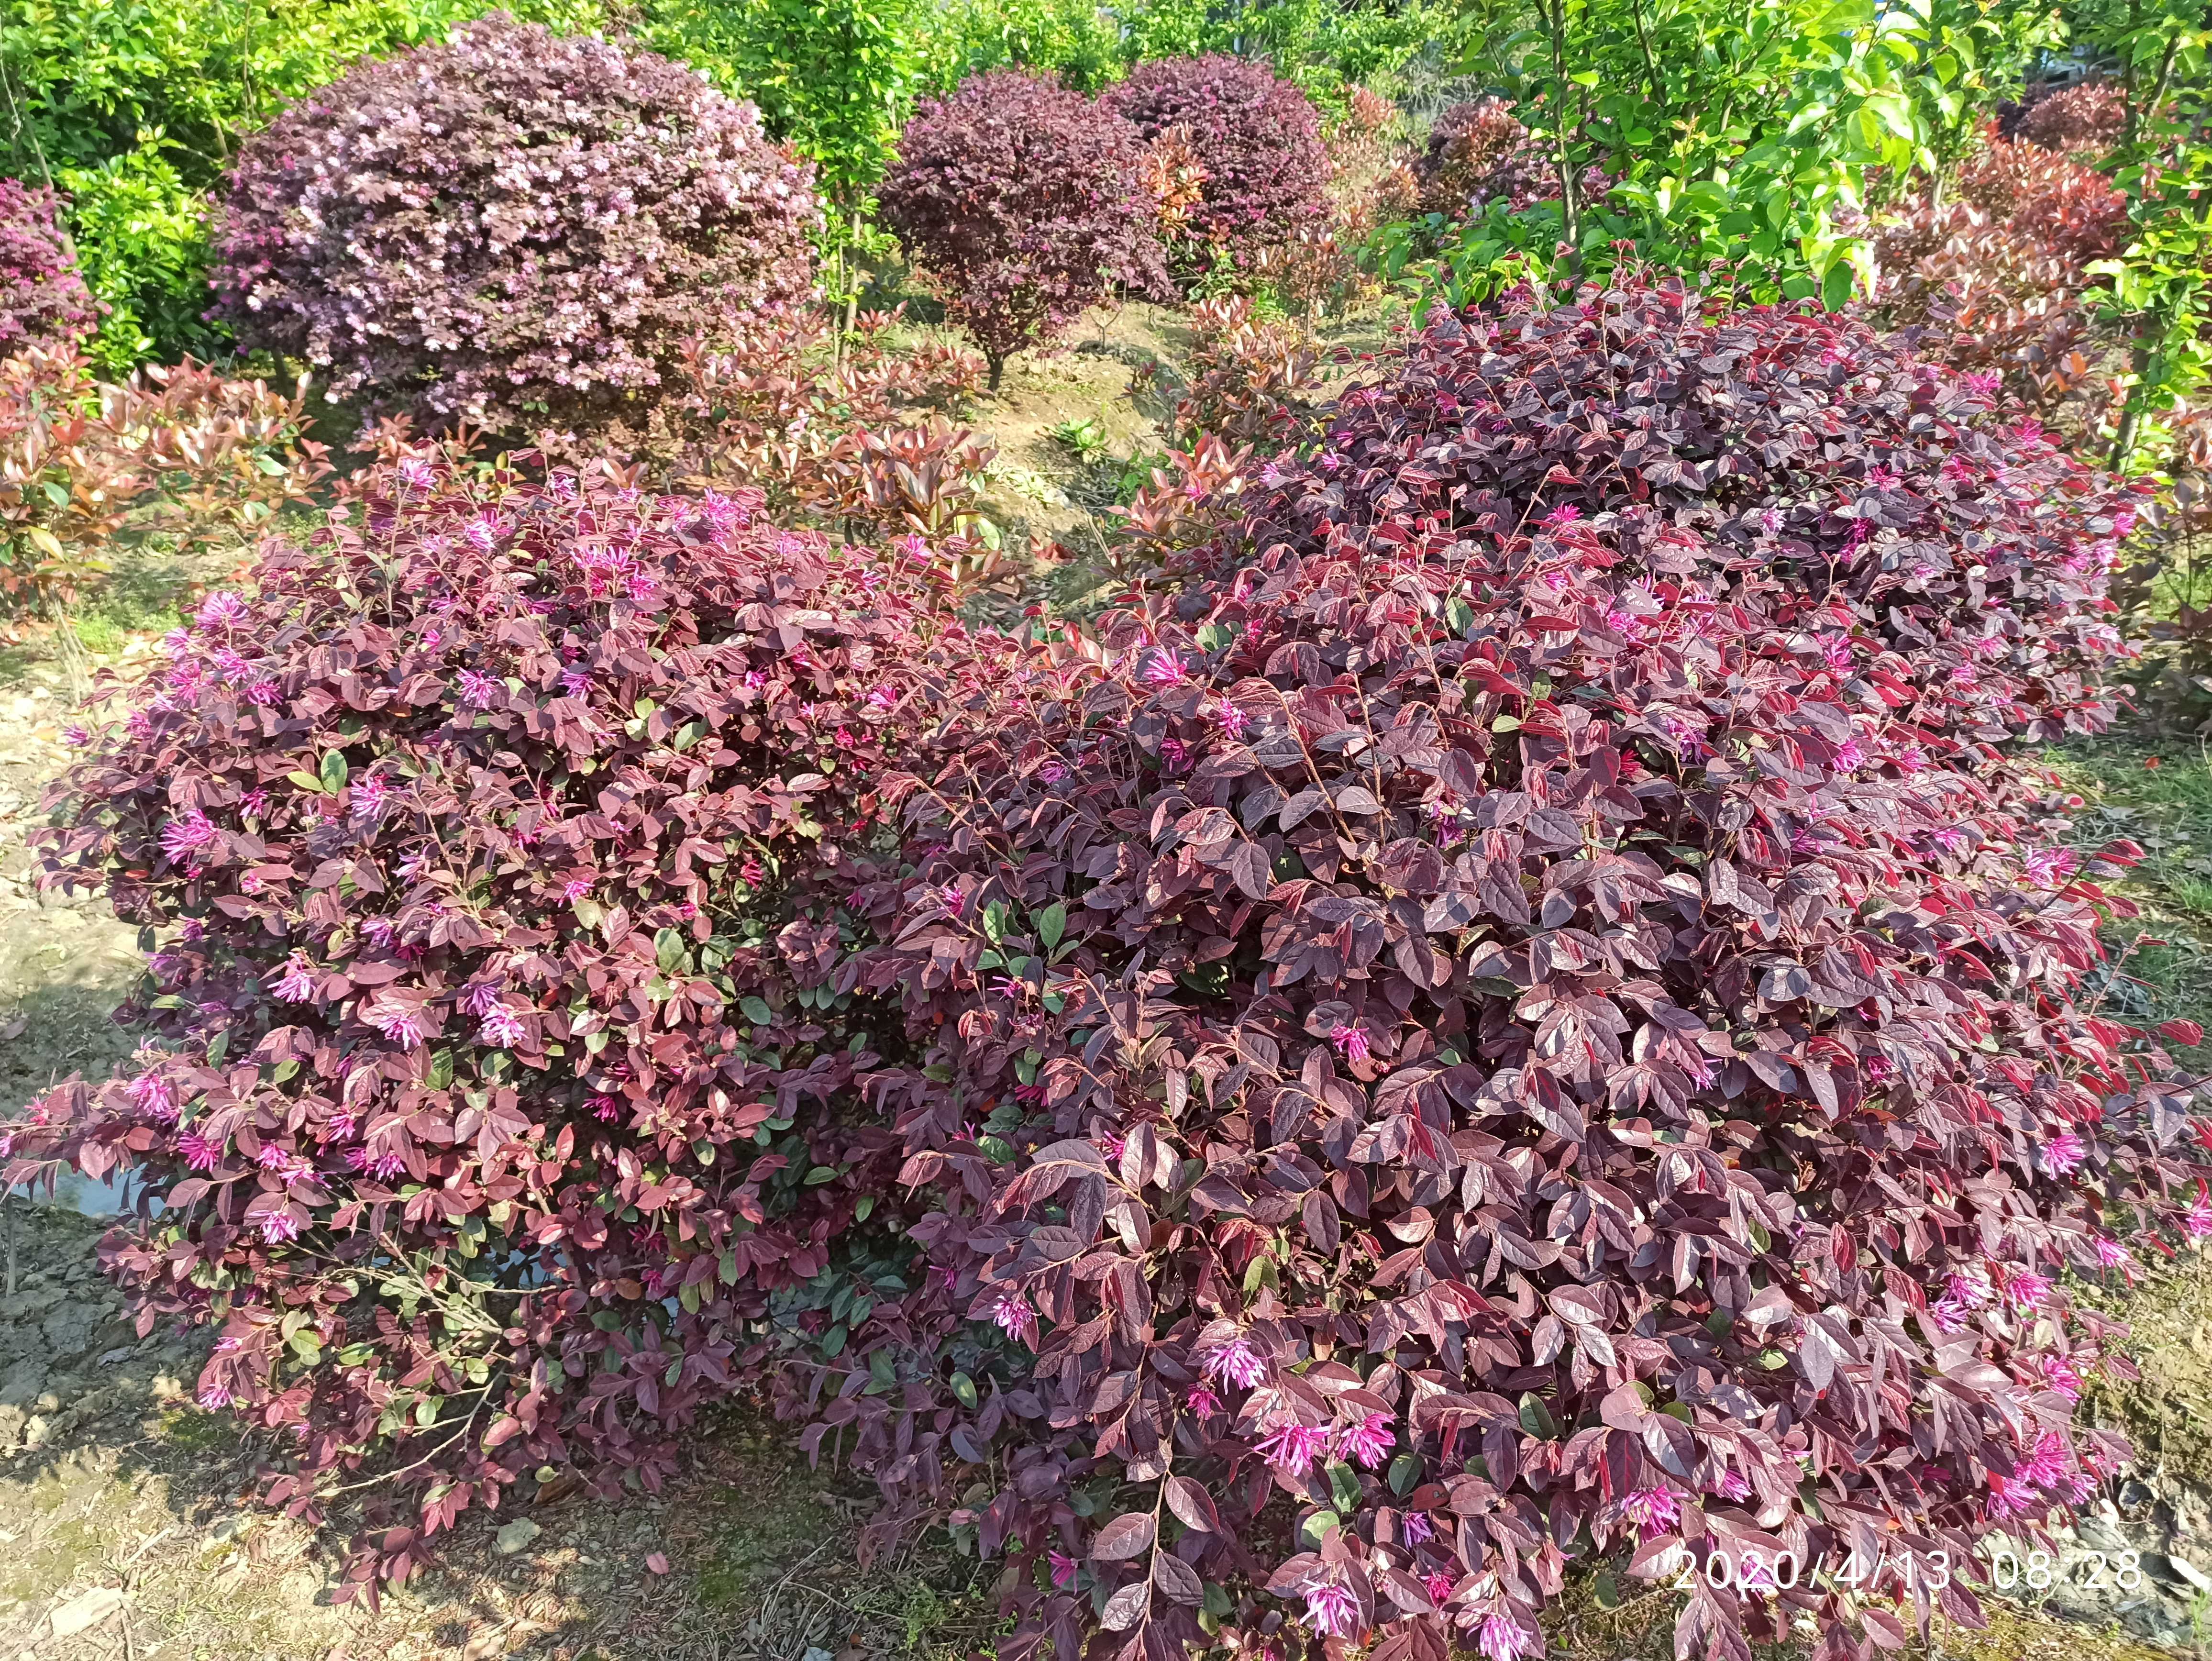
[[2073, 0, 2212, 468], [1382, 0, 2059, 314]]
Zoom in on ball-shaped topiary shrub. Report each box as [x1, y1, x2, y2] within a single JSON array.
[[2016, 81, 2129, 155], [1415, 97, 1538, 215], [210, 16, 818, 434], [2, 452, 1037, 1595], [881, 70, 1168, 390], [1104, 54, 1330, 269], [782, 281, 2194, 1661], [0, 178, 96, 354]]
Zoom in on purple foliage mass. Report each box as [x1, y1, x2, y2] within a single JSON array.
[[211, 16, 818, 433], [880, 70, 1169, 388], [1104, 54, 1330, 267], [0, 178, 96, 354]]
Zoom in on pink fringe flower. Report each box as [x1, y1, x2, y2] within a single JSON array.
[[161, 809, 216, 861], [1620, 1486, 1680, 1538], [1255, 1420, 1330, 1477], [1475, 1614, 1534, 1661], [365, 1001, 425, 1051], [1200, 1336, 1267, 1389], [992, 1292, 1037, 1347], [1301, 1579, 1360, 1639], [2040, 1131, 2087, 1176], [271, 954, 316, 1003], [1333, 1409, 1395, 1470]]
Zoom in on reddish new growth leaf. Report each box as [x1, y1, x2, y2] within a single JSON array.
[[1, 449, 1037, 1600], [1104, 55, 1330, 273], [1870, 137, 2131, 410], [211, 17, 818, 434], [2015, 82, 2129, 157], [797, 281, 2194, 1661], [880, 70, 1169, 391]]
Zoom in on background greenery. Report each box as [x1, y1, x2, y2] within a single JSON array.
[[1, 0, 2204, 453]]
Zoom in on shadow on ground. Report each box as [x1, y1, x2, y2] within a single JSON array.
[[0, 1207, 1004, 1661]]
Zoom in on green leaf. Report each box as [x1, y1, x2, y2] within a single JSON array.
[[1388, 1453, 1420, 1495], [1820, 258, 1854, 312], [981, 900, 1008, 943], [1035, 901, 1066, 953], [655, 926, 687, 974], [319, 750, 348, 793], [286, 769, 325, 795], [1327, 1461, 1360, 1513], [740, 996, 774, 1024], [854, 1195, 876, 1221], [951, 1371, 979, 1409], [1517, 1391, 1558, 1439], [1299, 1509, 1341, 1549]]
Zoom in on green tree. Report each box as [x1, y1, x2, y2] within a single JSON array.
[[640, 0, 920, 318], [1381, 0, 2057, 314]]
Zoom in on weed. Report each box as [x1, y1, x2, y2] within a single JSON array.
[[1048, 414, 1109, 461]]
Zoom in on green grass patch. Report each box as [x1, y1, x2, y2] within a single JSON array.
[[2043, 736, 2212, 1063], [69, 543, 189, 658]]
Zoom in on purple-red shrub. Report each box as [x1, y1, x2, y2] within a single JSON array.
[[1, 452, 1032, 1597], [1162, 277, 2138, 742], [2016, 82, 2129, 156], [1157, 292, 1327, 451], [1955, 140, 2130, 266], [1411, 100, 1608, 223], [0, 178, 96, 354], [1416, 97, 1540, 216], [0, 345, 327, 613], [210, 17, 818, 435], [781, 281, 2194, 1661], [881, 71, 1168, 389], [1104, 55, 1330, 270]]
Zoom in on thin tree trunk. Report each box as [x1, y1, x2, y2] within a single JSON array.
[[1547, 0, 1582, 283], [1628, 0, 1665, 115]]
